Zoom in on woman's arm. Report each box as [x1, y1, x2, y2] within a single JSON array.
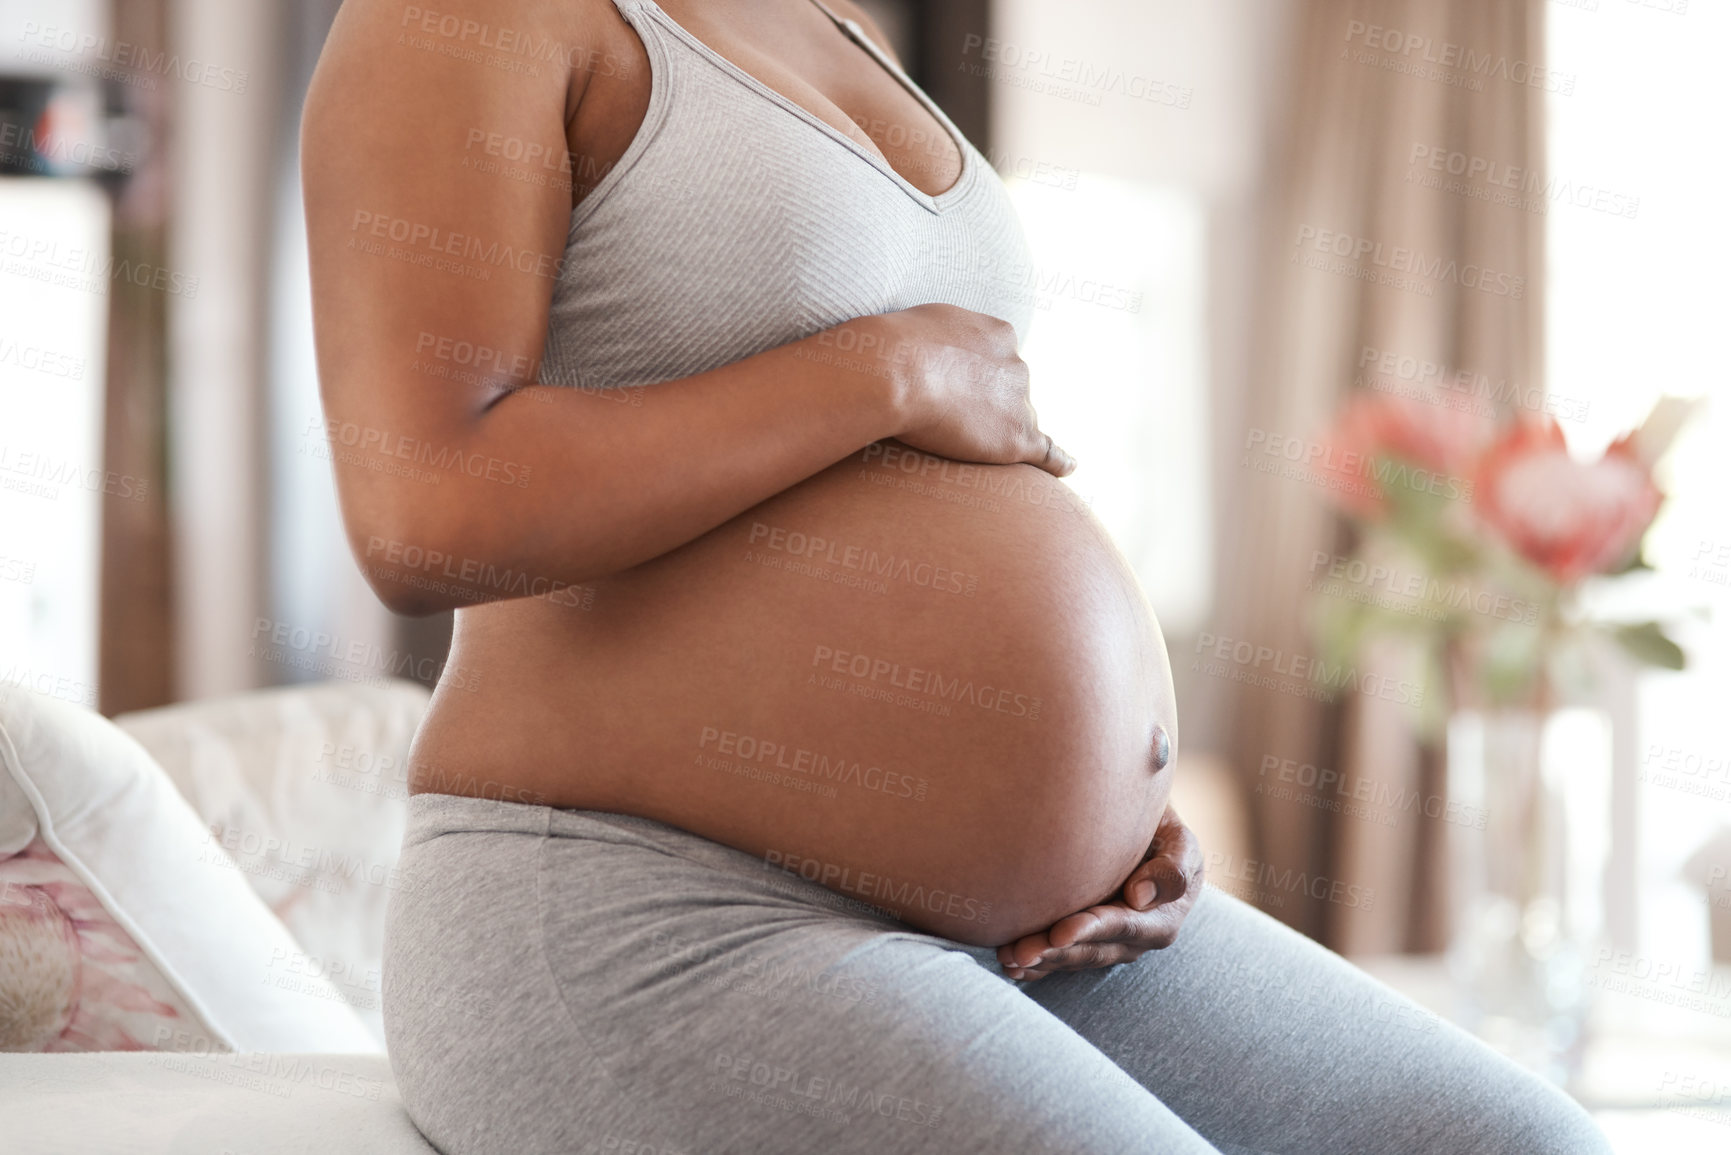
[[302, 0, 1066, 617]]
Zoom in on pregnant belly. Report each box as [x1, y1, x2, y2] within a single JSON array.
[[410, 442, 1178, 946]]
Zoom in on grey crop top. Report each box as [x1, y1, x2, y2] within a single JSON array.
[[536, 0, 1038, 391]]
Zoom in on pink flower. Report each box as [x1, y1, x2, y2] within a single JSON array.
[[1475, 417, 1662, 585], [1317, 390, 1497, 516]]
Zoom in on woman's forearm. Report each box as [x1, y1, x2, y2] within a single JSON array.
[[336, 315, 912, 616]]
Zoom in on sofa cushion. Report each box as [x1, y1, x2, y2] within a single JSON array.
[[0, 686, 376, 1053], [0, 1051, 436, 1153], [113, 679, 431, 1048]]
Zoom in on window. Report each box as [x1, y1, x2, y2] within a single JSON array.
[[1547, 0, 1731, 1002]]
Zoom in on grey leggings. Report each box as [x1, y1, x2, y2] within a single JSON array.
[[380, 793, 1611, 1155]]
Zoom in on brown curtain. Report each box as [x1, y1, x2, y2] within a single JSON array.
[[98, 0, 176, 715], [1207, 0, 1546, 951]]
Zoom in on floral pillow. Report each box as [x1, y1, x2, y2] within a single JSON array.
[[0, 836, 210, 1052], [0, 686, 376, 1054]]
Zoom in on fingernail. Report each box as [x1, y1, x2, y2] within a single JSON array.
[[1129, 880, 1156, 908]]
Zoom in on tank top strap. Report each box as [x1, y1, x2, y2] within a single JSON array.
[[623, 0, 852, 32], [802, 0, 852, 30]]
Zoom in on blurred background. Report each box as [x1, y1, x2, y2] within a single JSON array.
[[1, 0, 1726, 1147]]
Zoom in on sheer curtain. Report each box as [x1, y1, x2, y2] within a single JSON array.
[[1207, 0, 1547, 950]]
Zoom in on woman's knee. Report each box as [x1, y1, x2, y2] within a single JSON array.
[[1486, 1079, 1613, 1155]]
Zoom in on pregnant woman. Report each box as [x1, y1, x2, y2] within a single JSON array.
[[303, 1, 1610, 1151]]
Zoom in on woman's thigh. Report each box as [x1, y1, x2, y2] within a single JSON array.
[[1020, 885, 1613, 1155], [384, 800, 1220, 1155]]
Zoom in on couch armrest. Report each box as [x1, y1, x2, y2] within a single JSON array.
[[0, 1051, 435, 1154]]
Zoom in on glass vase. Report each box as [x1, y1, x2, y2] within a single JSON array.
[[1445, 707, 1611, 1089]]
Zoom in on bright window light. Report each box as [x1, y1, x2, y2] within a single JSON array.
[[1547, 0, 1731, 1008], [1008, 173, 1212, 636], [0, 176, 109, 704]]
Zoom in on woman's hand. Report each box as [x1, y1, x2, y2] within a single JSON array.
[[882, 303, 1077, 478], [996, 808, 1204, 981]]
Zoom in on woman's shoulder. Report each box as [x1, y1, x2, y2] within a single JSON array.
[[316, 0, 620, 82]]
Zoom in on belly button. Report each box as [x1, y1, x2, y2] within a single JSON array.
[[1151, 724, 1172, 771]]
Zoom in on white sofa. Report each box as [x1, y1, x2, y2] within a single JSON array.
[[0, 680, 438, 1154], [0, 678, 1255, 1154]]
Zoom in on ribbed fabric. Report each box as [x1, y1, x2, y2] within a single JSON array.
[[537, 0, 1038, 390], [382, 793, 1616, 1155]]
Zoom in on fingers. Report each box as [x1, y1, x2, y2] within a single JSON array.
[[1006, 940, 1143, 982], [1121, 849, 1191, 911], [998, 931, 1054, 971], [1047, 907, 1121, 950], [1031, 431, 1078, 478], [1127, 808, 1204, 909], [1121, 851, 1192, 911], [994, 812, 1210, 983], [1126, 876, 1158, 910], [999, 891, 1201, 981]]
